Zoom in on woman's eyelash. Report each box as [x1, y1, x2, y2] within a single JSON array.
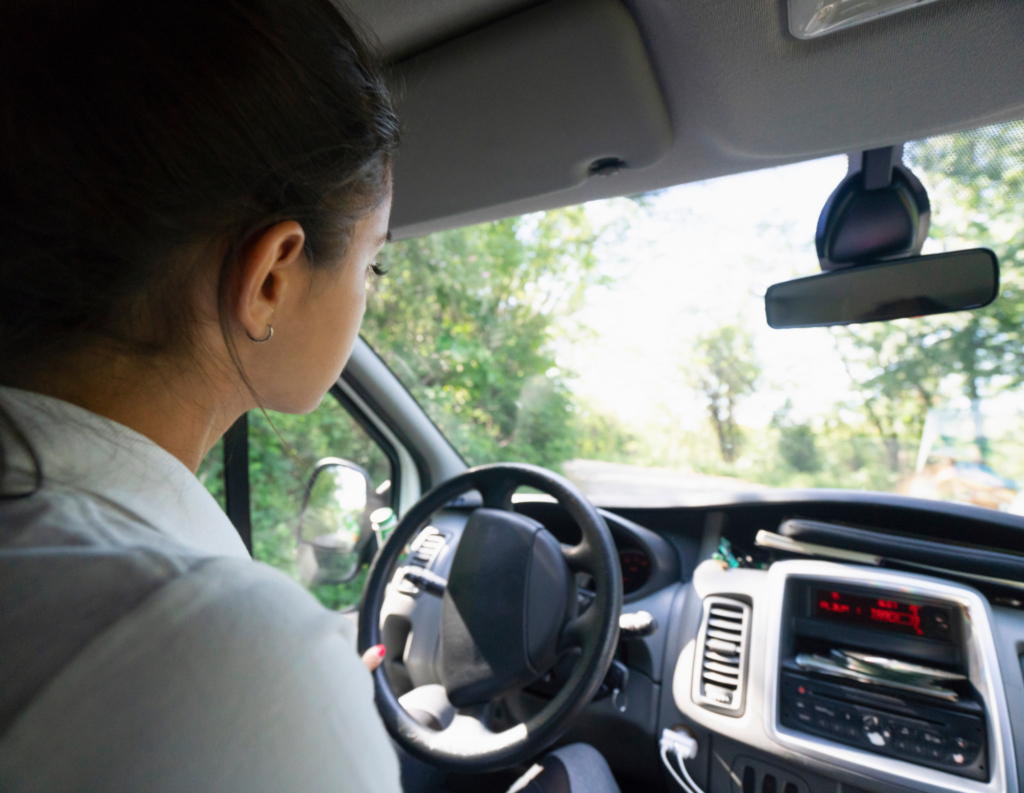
[[370, 262, 388, 278]]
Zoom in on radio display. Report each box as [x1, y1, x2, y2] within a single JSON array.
[[814, 589, 954, 642]]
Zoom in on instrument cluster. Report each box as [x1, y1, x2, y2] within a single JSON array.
[[619, 547, 652, 594]]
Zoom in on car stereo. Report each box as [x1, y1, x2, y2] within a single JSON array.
[[777, 578, 988, 782]]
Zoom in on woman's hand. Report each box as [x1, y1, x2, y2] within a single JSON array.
[[362, 644, 386, 672]]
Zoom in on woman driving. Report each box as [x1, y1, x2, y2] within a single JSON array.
[[0, 2, 620, 791], [0, 0, 400, 789]]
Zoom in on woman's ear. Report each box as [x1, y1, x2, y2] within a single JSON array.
[[234, 221, 307, 341]]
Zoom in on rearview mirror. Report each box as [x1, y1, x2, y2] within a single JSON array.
[[764, 248, 999, 329]]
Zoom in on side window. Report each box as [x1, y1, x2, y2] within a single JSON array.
[[197, 390, 393, 610]]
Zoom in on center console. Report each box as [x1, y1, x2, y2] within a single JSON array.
[[672, 558, 1017, 793]]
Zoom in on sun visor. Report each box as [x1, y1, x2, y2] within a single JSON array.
[[389, 0, 671, 232]]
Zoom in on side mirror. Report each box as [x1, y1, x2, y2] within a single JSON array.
[[297, 458, 386, 585]]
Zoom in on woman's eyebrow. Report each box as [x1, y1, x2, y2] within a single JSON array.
[[377, 230, 392, 247]]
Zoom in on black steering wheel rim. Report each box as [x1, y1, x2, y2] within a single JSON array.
[[357, 462, 622, 773]]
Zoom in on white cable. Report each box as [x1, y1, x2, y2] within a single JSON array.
[[660, 744, 695, 793], [659, 728, 706, 793], [673, 748, 706, 793]]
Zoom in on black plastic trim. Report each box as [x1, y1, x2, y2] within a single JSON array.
[[340, 366, 434, 492], [223, 413, 251, 553], [780, 518, 1024, 584]]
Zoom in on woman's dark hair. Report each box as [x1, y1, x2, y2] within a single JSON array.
[[0, 0, 399, 490]]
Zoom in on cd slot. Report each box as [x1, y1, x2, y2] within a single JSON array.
[[793, 618, 958, 665], [792, 648, 970, 703]]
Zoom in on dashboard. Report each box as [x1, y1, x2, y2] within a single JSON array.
[[377, 491, 1024, 793]]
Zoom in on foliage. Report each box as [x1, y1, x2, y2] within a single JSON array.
[[671, 122, 1024, 494], [831, 123, 1024, 467], [196, 207, 632, 610], [194, 122, 1024, 611], [197, 397, 389, 611], [772, 401, 820, 473], [685, 325, 760, 463], [363, 206, 629, 471]]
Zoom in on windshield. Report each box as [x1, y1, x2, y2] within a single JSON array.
[[365, 120, 1024, 512]]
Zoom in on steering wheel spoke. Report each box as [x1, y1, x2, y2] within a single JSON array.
[[560, 539, 593, 572], [476, 471, 517, 510], [419, 710, 529, 754], [558, 608, 597, 651]]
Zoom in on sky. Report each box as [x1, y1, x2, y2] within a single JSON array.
[[559, 155, 856, 432]]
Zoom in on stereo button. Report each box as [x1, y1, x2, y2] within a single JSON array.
[[866, 731, 887, 747]]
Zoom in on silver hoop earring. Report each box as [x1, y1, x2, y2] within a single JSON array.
[[247, 324, 273, 343]]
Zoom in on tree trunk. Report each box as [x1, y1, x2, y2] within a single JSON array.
[[708, 406, 733, 463]]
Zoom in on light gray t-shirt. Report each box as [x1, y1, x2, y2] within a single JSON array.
[[0, 387, 401, 793]]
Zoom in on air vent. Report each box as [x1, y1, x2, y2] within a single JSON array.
[[408, 527, 446, 568], [692, 596, 751, 716]]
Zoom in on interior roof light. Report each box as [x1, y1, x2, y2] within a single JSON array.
[[788, 0, 943, 40]]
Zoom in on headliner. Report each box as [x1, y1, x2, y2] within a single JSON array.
[[347, 0, 1024, 238]]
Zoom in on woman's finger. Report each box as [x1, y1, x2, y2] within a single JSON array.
[[361, 644, 386, 672]]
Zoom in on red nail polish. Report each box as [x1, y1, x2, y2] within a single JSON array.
[[375, 644, 386, 658]]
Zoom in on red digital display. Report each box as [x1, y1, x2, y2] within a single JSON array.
[[814, 589, 953, 642]]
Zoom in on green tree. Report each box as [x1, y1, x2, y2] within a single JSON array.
[[772, 400, 820, 473], [247, 403, 389, 582], [686, 325, 760, 463], [364, 207, 624, 470], [196, 398, 391, 611], [834, 122, 1024, 466], [198, 205, 636, 610], [831, 327, 932, 474]]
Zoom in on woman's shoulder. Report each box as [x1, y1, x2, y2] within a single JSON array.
[[0, 554, 400, 793]]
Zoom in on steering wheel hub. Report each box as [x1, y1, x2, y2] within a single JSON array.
[[440, 508, 573, 707]]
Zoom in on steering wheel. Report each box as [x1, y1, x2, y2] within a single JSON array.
[[358, 463, 622, 773]]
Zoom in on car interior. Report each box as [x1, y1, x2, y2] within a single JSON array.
[[217, 1, 1024, 792]]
